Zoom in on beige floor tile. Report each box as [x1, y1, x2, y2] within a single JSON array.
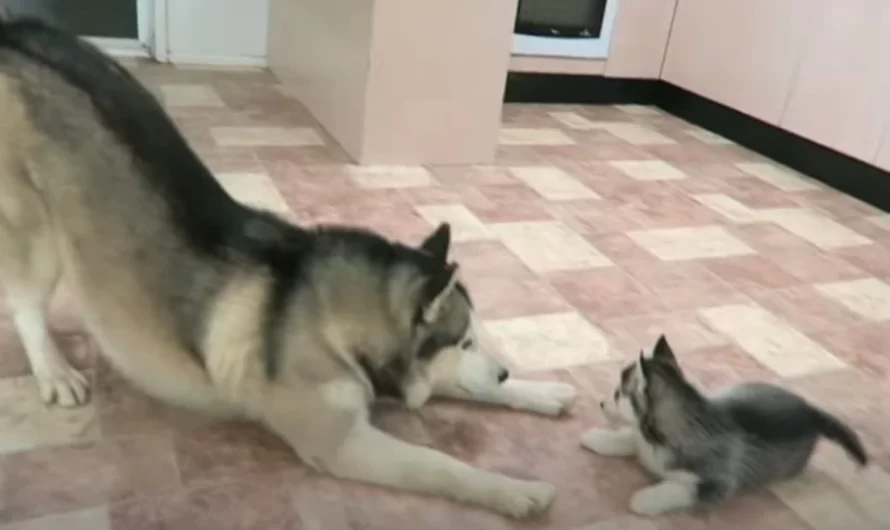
[[415, 205, 493, 242], [737, 162, 820, 192], [485, 312, 611, 371], [815, 277, 890, 321], [490, 221, 613, 272], [771, 469, 877, 530], [160, 84, 225, 107], [593, 123, 676, 145], [761, 209, 872, 250], [614, 104, 662, 116], [509, 166, 600, 201], [627, 226, 755, 261], [693, 194, 762, 223], [498, 128, 576, 145], [699, 304, 847, 377], [211, 127, 325, 147], [0, 375, 100, 455], [214, 172, 290, 214], [0, 507, 110, 530], [548, 111, 598, 130], [866, 214, 890, 232], [575, 516, 658, 530], [346, 165, 435, 189], [609, 160, 688, 181], [807, 443, 890, 528], [685, 128, 734, 145]]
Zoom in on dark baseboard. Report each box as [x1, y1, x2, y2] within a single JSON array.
[[656, 83, 890, 213], [503, 73, 890, 213], [503, 72, 660, 105]]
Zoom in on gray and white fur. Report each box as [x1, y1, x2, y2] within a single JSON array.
[[581, 335, 868, 516], [0, 16, 578, 519]]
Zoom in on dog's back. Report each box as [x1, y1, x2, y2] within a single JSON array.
[[0, 17, 275, 411]]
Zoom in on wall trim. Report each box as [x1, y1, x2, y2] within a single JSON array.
[[151, 0, 169, 62], [503, 73, 890, 213], [84, 37, 151, 59], [504, 72, 659, 104], [166, 54, 267, 68]]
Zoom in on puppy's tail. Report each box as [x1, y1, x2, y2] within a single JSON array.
[[814, 409, 868, 467]]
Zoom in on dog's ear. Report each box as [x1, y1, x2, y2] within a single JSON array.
[[419, 223, 451, 263], [652, 334, 677, 364], [420, 263, 459, 323]]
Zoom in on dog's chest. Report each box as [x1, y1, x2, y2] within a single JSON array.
[[634, 432, 672, 477]]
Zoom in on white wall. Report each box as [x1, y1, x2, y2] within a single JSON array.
[[163, 0, 269, 66]]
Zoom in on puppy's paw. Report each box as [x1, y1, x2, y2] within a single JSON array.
[[580, 427, 636, 457], [630, 482, 694, 516], [491, 479, 556, 519]]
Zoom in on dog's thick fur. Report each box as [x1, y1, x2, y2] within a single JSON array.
[[581, 335, 868, 516], [0, 17, 578, 518]]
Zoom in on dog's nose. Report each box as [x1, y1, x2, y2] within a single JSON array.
[[599, 401, 605, 409], [497, 368, 510, 383]]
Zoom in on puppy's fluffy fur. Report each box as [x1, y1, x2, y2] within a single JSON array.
[[581, 335, 868, 516]]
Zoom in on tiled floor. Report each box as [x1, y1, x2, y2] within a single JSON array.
[[2, 62, 890, 529]]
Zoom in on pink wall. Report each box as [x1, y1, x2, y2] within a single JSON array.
[[662, 0, 810, 125], [267, 0, 374, 158], [781, 0, 890, 163], [268, 0, 518, 165]]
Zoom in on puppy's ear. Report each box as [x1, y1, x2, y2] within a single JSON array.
[[637, 350, 650, 380], [419, 223, 451, 263], [420, 263, 459, 323], [652, 334, 677, 364]]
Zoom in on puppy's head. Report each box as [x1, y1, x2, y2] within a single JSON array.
[[600, 334, 684, 427]]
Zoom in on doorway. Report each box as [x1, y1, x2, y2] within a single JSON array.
[[0, 0, 160, 58]]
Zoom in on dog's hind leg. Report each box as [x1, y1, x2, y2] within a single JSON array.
[[0, 166, 89, 407]]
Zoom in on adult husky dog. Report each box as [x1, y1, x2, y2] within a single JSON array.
[[582, 335, 867, 516], [0, 17, 577, 518]]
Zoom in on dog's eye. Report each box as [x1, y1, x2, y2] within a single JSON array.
[[613, 389, 620, 401], [460, 338, 474, 350]]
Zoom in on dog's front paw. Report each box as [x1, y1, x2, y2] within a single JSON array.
[[580, 427, 636, 457], [630, 482, 694, 516], [510, 380, 577, 416], [491, 479, 556, 519], [35, 364, 90, 407]]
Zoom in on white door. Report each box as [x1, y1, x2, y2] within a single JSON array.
[[0, 0, 166, 59]]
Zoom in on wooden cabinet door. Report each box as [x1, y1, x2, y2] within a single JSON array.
[[605, 0, 677, 79], [661, 0, 809, 124], [781, 0, 890, 163]]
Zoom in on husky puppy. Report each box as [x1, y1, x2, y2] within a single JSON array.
[[581, 335, 868, 516], [0, 17, 578, 518]]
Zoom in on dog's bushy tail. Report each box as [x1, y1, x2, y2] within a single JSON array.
[[814, 409, 868, 467]]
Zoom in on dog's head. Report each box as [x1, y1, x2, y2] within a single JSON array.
[[601, 335, 697, 440], [395, 223, 508, 409]]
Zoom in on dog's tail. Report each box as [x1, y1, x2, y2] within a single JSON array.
[[814, 408, 868, 467]]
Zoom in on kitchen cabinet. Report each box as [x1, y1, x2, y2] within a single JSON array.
[[605, 0, 677, 79], [661, 0, 809, 124], [873, 126, 890, 172], [781, 0, 890, 163]]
